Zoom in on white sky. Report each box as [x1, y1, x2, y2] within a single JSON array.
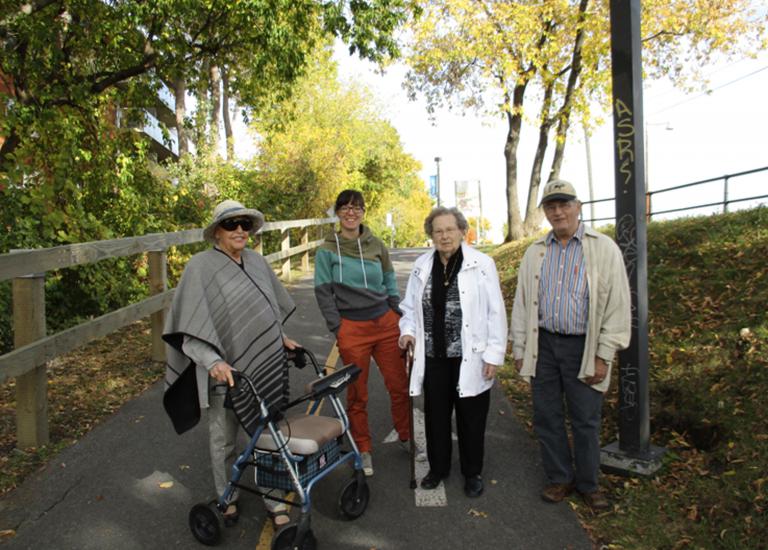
[[331, 46, 768, 242], [231, 43, 768, 243]]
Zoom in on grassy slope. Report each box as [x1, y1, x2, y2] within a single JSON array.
[[493, 207, 768, 549]]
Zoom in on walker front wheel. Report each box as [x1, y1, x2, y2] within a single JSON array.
[[271, 524, 317, 550], [189, 502, 223, 546], [338, 477, 369, 519]]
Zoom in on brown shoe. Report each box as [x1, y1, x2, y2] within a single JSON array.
[[541, 483, 575, 503], [581, 490, 610, 510]]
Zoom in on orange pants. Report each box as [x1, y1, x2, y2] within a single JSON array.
[[337, 309, 410, 453]]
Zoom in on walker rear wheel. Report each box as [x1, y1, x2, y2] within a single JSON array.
[[271, 524, 317, 550], [338, 477, 369, 519], [189, 502, 223, 546]]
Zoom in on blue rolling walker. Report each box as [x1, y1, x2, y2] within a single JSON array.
[[188, 348, 369, 549]]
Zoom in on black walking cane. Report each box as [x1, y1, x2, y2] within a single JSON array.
[[406, 341, 417, 489]]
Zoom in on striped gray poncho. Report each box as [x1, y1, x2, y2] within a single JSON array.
[[162, 247, 295, 434]]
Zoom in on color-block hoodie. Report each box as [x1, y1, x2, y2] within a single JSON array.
[[314, 224, 401, 334]]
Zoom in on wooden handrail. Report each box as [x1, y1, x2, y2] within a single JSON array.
[[0, 291, 174, 385], [0, 215, 337, 448], [0, 230, 202, 282], [0, 216, 337, 282]]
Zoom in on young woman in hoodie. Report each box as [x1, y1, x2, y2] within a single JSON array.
[[314, 189, 417, 476]]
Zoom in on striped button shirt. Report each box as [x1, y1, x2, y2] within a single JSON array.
[[538, 222, 589, 335]]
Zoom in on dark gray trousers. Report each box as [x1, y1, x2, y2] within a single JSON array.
[[532, 330, 603, 494], [208, 386, 285, 512]]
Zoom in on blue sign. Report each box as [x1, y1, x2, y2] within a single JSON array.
[[429, 175, 438, 198]]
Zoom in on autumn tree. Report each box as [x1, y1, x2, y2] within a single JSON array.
[[248, 47, 431, 245], [466, 216, 492, 245], [403, 0, 767, 241], [0, 0, 419, 171]]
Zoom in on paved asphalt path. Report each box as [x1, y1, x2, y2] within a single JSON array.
[[0, 248, 593, 550]]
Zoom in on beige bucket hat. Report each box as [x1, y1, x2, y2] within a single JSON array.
[[203, 199, 265, 243]]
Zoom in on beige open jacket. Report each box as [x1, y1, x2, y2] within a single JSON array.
[[510, 225, 631, 393]]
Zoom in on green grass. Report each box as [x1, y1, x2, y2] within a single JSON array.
[[493, 207, 768, 549]]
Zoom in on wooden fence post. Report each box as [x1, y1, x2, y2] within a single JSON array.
[[281, 229, 291, 281], [301, 226, 310, 272], [13, 270, 48, 449], [148, 250, 167, 362]]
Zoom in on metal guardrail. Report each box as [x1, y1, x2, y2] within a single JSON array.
[[582, 166, 768, 224]]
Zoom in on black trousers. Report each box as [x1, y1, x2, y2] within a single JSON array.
[[423, 356, 490, 478]]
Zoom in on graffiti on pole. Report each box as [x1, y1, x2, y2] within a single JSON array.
[[614, 98, 636, 188]]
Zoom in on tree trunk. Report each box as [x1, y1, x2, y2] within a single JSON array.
[[173, 76, 188, 157], [523, 80, 556, 235], [221, 67, 234, 160], [209, 64, 222, 157], [504, 21, 554, 241], [547, 0, 589, 182], [192, 61, 210, 153], [504, 82, 528, 242]]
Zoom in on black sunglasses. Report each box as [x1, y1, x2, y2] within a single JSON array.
[[219, 217, 254, 232]]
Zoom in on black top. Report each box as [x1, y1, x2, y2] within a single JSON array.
[[424, 248, 463, 358]]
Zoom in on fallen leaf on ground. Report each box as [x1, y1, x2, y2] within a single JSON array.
[[468, 508, 488, 518], [0, 530, 16, 539], [159, 481, 174, 489]]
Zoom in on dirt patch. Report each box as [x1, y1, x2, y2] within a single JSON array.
[[0, 320, 163, 495]]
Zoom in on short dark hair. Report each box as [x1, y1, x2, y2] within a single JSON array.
[[334, 189, 365, 212], [424, 207, 469, 236]]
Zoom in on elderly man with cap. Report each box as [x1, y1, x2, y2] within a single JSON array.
[[163, 199, 299, 529], [509, 180, 631, 510]]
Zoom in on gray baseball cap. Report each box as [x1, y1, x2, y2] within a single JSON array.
[[539, 179, 578, 205]]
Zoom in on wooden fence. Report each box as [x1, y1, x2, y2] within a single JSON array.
[[0, 216, 335, 449]]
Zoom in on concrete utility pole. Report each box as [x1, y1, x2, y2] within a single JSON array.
[[477, 180, 483, 243], [434, 157, 442, 207], [584, 125, 596, 227], [603, 0, 665, 476]]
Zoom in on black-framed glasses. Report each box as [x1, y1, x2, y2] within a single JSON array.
[[338, 205, 364, 214], [219, 217, 254, 232]]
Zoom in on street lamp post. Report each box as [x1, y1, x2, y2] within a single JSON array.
[[434, 156, 442, 207]]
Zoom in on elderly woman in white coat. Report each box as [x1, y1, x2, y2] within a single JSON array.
[[399, 207, 507, 498]]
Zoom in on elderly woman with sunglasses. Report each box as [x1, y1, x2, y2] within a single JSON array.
[[163, 199, 299, 529], [314, 189, 420, 477], [398, 207, 507, 498]]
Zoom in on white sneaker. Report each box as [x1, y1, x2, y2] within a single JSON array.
[[399, 439, 428, 462], [361, 451, 374, 476]]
